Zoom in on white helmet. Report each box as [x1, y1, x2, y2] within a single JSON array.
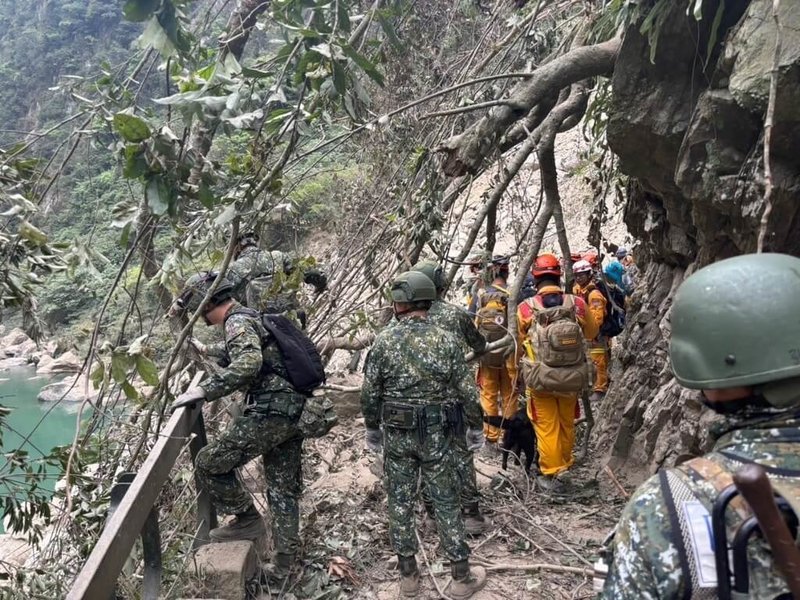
[[573, 259, 593, 274]]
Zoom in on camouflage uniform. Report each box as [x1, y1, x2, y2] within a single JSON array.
[[226, 246, 326, 317], [196, 304, 306, 555], [600, 414, 800, 599], [422, 300, 486, 506], [361, 315, 482, 562]]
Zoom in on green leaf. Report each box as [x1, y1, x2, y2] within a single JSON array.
[[145, 177, 171, 216], [135, 355, 160, 386], [198, 183, 216, 209], [377, 13, 404, 52], [18, 221, 47, 246], [331, 60, 347, 96], [123, 0, 160, 22], [121, 381, 140, 401], [110, 353, 133, 384], [90, 362, 105, 390], [114, 112, 152, 142], [340, 44, 384, 87], [123, 144, 148, 178], [704, 0, 725, 69], [242, 66, 274, 79]]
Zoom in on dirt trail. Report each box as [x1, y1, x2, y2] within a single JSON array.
[[240, 417, 628, 599]]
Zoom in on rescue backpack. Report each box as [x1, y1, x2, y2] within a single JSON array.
[[592, 277, 626, 338], [225, 308, 326, 394], [520, 294, 592, 393], [475, 285, 510, 367]]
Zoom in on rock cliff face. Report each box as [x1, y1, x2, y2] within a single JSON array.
[[597, 0, 800, 479]]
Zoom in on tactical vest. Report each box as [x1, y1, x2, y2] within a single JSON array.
[[660, 452, 800, 599]]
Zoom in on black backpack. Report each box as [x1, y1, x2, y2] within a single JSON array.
[[226, 308, 326, 394], [593, 277, 626, 338]]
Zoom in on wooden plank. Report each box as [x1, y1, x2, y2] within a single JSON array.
[[67, 373, 205, 600]]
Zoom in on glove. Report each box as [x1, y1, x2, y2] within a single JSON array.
[[465, 428, 485, 452], [365, 428, 383, 453], [169, 386, 206, 413], [188, 337, 208, 355]]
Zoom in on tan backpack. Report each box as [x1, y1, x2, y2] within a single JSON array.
[[475, 286, 509, 367], [521, 294, 592, 393]]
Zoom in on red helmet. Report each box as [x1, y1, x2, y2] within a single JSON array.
[[532, 253, 562, 278]]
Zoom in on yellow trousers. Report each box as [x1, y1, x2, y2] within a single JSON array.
[[589, 348, 609, 393], [478, 359, 518, 443], [527, 390, 577, 476]]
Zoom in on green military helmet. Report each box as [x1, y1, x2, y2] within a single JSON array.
[[670, 253, 800, 407], [175, 271, 235, 314], [390, 271, 437, 303], [411, 260, 446, 292]]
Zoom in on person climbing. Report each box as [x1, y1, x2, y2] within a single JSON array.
[[411, 260, 490, 535], [470, 255, 518, 444], [168, 272, 306, 583], [600, 253, 800, 599], [518, 253, 597, 491], [226, 231, 327, 327], [572, 259, 609, 402], [361, 271, 488, 599], [618, 247, 638, 296]]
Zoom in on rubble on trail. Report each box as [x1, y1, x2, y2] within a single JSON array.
[[239, 414, 628, 600]]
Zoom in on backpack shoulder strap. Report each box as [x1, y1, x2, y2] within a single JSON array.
[[658, 470, 702, 599]]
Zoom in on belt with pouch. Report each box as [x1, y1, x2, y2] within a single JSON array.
[[382, 402, 458, 441]]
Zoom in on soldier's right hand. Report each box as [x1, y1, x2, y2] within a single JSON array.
[[466, 428, 485, 451], [365, 428, 383, 453], [169, 386, 207, 413], [187, 337, 208, 355]]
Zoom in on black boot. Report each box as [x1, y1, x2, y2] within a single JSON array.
[[262, 552, 296, 584], [398, 555, 420, 597], [446, 559, 487, 600], [209, 505, 266, 542], [462, 502, 490, 535]]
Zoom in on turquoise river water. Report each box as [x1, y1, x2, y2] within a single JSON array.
[[0, 368, 86, 533]]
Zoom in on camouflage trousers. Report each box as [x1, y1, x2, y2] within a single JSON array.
[[420, 432, 479, 506], [384, 425, 469, 562], [195, 412, 303, 555]]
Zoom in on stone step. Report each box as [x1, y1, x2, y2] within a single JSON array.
[[192, 540, 257, 600]]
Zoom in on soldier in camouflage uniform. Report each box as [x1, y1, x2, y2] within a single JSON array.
[[600, 253, 800, 599], [361, 271, 488, 599], [411, 260, 490, 535], [226, 232, 327, 326], [170, 271, 306, 581]]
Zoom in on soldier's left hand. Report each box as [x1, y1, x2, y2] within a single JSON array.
[[169, 386, 207, 413], [466, 428, 485, 451]]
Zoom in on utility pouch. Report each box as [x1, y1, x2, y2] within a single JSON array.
[[382, 403, 417, 429], [445, 403, 466, 437]]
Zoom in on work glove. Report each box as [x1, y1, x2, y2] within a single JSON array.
[[465, 428, 485, 452], [365, 428, 383, 453], [169, 386, 206, 413], [187, 337, 208, 355]]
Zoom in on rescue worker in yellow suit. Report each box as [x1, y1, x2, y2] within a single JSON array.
[[572, 259, 608, 402], [518, 254, 598, 490], [469, 256, 518, 444]]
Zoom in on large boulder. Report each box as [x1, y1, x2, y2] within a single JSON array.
[[599, 0, 800, 476], [37, 374, 98, 403], [36, 350, 81, 375], [0, 534, 30, 577]]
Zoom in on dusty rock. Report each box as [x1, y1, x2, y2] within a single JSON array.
[[599, 0, 800, 477], [0, 328, 31, 349], [37, 374, 98, 403], [193, 541, 257, 600], [36, 350, 81, 374], [0, 534, 30, 576]]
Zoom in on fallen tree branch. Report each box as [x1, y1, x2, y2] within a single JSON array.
[[436, 36, 620, 176], [482, 563, 593, 576]]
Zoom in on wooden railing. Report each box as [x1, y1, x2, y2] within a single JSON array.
[[67, 372, 216, 600]]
